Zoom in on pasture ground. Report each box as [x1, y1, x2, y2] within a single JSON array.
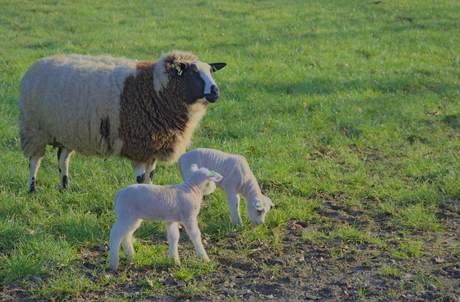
[[1, 0, 459, 301]]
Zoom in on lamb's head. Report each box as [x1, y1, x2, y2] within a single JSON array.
[[153, 50, 226, 103], [187, 164, 223, 191], [247, 196, 275, 225]]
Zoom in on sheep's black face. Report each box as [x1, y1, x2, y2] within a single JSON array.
[[179, 61, 226, 104]]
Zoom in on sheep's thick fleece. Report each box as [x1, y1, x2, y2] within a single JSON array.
[[19, 53, 196, 162]]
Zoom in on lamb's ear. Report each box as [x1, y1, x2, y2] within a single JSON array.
[[254, 200, 264, 210], [209, 63, 226, 72], [266, 197, 275, 207], [207, 171, 223, 182], [189, 164, 198, 173]]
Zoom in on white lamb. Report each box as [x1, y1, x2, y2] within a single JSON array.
[[178, 148, 274, 225], [109, 164, 223, 271]]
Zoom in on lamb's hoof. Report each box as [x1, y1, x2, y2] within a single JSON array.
[[108, 265, 118, 271]]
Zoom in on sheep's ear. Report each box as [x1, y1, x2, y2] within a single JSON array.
[[210, 63, 226, 72], [176, 63, 187, 76]]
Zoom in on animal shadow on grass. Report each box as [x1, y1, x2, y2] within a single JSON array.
[[442, 115, 460, 129]]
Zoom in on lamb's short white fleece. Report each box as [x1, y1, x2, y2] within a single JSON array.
[[109, 164, 222, 271], [178, 148, 274, 225]]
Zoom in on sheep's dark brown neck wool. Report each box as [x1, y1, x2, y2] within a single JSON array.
[[119, 61, 190, 163]]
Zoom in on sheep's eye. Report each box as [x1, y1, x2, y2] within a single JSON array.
[[257, 210, 263, 215]]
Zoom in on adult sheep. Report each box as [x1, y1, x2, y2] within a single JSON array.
[[18, 50, 226, 192]]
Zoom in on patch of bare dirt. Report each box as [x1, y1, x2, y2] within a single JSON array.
[[1, 200, 459, 301]]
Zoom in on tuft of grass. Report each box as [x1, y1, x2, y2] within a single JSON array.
[[173, 281, 207, 298], [396, 204, 443, 231], [31, 269, 95, 301], [330, 225, 371, 244], [378, 264, 404, 278]]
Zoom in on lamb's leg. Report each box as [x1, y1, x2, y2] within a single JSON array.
[[109, 218, 141, 270], [145, 158, 157, 184], [57, 148, 74, 190], [182, 217, 209, 261], [27, 151, 45, 193], [121, 219, 142, 264], [225, 189, 242, 225], [165, 221, 180, 264], [109, 221, 125, 271]]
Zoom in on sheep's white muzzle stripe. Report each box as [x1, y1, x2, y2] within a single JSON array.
[[193, 61, 217, 95]]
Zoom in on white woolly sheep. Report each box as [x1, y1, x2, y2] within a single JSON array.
[[178, 148, 274, 225], [109, 164, 223, 271], [18, 51, 226, 192]]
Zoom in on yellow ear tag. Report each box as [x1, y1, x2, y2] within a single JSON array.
[[208, 171, 218, 177], [256, 201, 263, 207]]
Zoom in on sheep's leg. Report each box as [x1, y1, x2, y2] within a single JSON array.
[[27, 152, 45, 193], [131, 161, 146, 184], [225, 189, 242, 225], [131, 160, 156, 184], [182, 217, 209, 261], [165, 221, 180, 264], [57, 148, 74, 190], [145, 158, 157, 184]]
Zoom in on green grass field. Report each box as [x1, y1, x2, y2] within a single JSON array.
[[1, 0, 459, 301]]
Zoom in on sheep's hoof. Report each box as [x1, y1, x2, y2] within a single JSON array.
[[59, 186, 70, 193], [27, 184, 36, 194]]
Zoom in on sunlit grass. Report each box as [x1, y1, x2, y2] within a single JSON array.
[[0, 0, 459, 300]]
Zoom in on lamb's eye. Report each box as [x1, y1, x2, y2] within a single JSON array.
[[257, 210, 263, 215]]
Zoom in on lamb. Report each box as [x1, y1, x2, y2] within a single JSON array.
[[178, 148, 274, 225], [109, 164, 223, 271], [18, 51, 226, 192]]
